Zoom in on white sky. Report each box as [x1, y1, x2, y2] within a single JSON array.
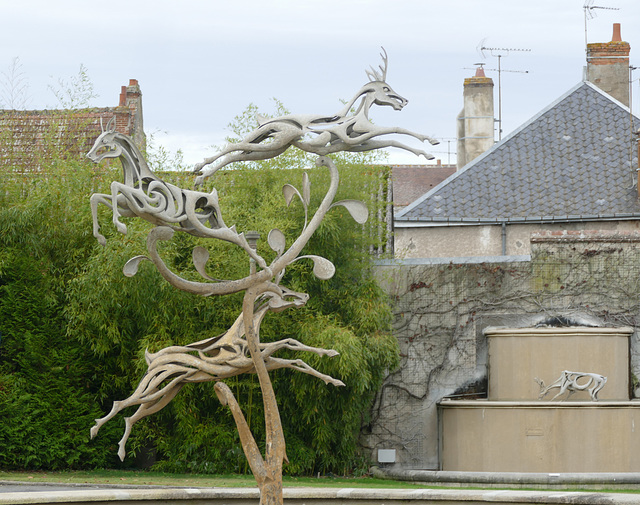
[[2, 0, 640, 167]]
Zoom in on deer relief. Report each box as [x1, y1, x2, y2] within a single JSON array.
[[194, 48, 439, 184], [90, 285, 343, 461], [535, 371, 607, 402], [87, 119, 266, 268]]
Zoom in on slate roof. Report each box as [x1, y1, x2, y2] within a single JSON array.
[[396, 81, 640, 224]]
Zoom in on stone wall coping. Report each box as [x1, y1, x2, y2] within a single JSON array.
[[372, 466, 640, 490], [438, 399, 640, 408], [2, 485, 640, 505], [483, 326, 634, 337]]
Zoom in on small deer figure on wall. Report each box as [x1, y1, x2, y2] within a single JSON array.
[[535, 371, 607, 401]]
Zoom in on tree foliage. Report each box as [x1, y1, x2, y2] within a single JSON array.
[[0, 100, 398, 474]]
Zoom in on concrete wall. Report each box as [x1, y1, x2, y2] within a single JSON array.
[[440, 402, 640, 472], [394, 220, 640, 259], [487, 328, 631, 401], [362, 231, 640, 470], [438, 326, 636, 472]]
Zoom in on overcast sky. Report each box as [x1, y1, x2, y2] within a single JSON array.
[[3, 0, 640, 167]]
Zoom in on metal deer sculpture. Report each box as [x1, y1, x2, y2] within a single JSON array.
[[535, 371, 607, 402], [90, 285, 343, 461], [193, 48, 439, 185], [87, 118, 265, 268], [87, 49, 431, 505]]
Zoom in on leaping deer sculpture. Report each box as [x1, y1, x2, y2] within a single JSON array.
[[194, 48, 439, 184], [535, 371, 607, 401], [87, 119, 266, 268], [90, 285, 343, 461]]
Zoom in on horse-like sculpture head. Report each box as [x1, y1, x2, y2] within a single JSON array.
[[87, 128, 123, 164]]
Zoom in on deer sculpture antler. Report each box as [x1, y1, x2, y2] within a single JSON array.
[[366, 47, 388, 82]]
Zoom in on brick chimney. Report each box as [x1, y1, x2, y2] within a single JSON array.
[[586, 23, 630, 106], [456, 65, 495, 170], [118, 79, 145, 150]]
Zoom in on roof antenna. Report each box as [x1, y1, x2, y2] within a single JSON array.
[[583, 1, 620, 55], [478, 41, 531, 141]]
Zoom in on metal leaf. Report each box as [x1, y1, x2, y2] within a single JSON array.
[[330, 199, 369, 224], [267, 229, 286, 255], [123, 255, 149, 277], [298, 254, 335, 280], [192, 246, 210, 279], [282, 184, 301, 207]]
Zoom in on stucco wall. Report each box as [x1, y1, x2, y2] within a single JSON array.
[[440, 402, 640, 472], [394, 220, 640, 259]]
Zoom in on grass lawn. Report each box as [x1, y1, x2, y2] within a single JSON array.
[[3, 470, 640, 495], [0, 470, 423, 489]]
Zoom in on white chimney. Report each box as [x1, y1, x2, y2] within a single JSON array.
[[456, 65, 495, 170]]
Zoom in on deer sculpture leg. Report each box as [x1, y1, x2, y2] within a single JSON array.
[[109, 182, 132, 235], [590, 376, 607, 401], [551, 384, 573, 401], [89, 193, 112, 246], [327, 139, 436, 159], [90, 366, 197, 441], [265, 357, 344, 387], [117, 382, 185, 460], [90, 192, 135, 245], [259, 338, 339, 358]]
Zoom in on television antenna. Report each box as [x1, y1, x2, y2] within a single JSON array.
[[478, 40, 531, 140], [583, 1, 620, 53], [463, 65, 529, 75]]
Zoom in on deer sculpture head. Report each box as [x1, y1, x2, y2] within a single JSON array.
[[86, 117, 128, 164], [362, 48, 408, 111]]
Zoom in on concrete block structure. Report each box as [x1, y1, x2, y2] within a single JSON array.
[[366, 24, 640, 470], [440, 326, 638, 472]]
